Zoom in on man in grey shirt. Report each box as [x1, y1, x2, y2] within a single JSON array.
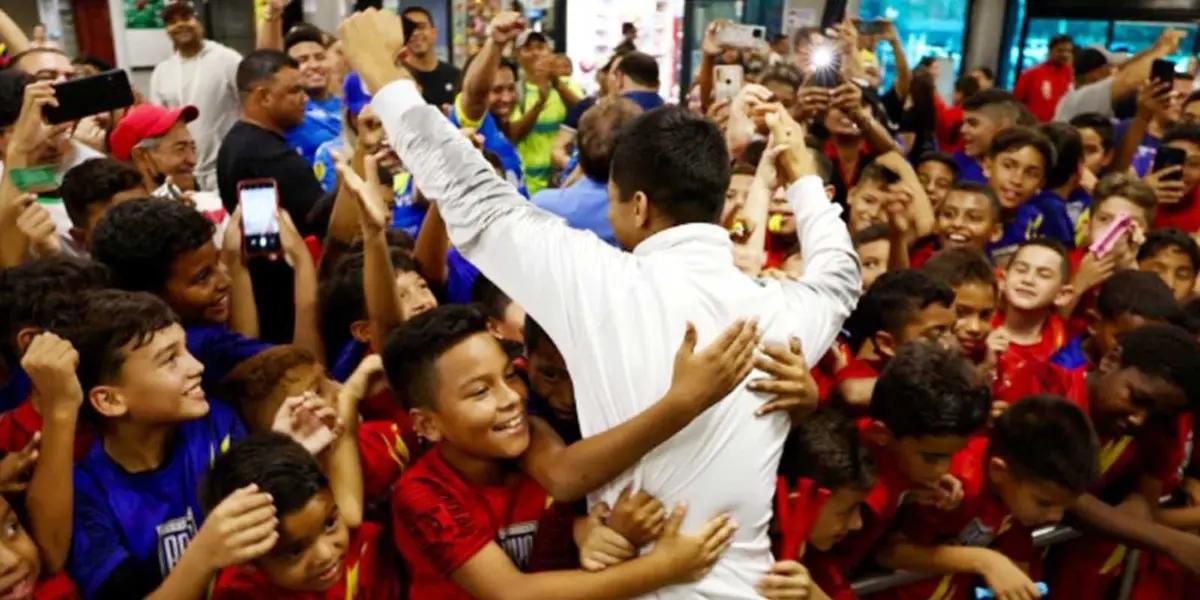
[[1055, 30, 1186, 122]]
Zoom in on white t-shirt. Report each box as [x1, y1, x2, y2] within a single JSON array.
[[1054, 77, 1115, 122]]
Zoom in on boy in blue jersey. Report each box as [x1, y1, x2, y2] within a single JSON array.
[[985, 128, 1075, 263], [449, 12, 527, 197], [60, 290, 278, 600], [957, 90, 1034, 185], [90, 198, 321, 389]]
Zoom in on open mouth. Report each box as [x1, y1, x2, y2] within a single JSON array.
[[944, 232, 970, 245], [313, 556, 343, 586], [492, 413, 525, 433]]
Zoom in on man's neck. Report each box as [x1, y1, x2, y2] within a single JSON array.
[[440, 444, 507, 486], [306, 87, 328, 101], [1002, 305, 1050, 345], [242, 113, 284, 136], [1149, 116, 1170, 139], [177, 40, 203, 59], [625, 84, 657, 94], [103, 422, 175, 473], [406, 52, 438, 73]]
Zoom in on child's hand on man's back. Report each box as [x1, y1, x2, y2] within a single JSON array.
[[757, 560, 814, 600], [578, 502, 636, 572], [668, 320, 759, 413], [607, 485, 667, 547], [648, 504, 737, 584]]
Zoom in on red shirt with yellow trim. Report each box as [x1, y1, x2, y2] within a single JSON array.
[[357, 420, 414, 505], [875, 436, 1038, 600], [990, 312, 1068, 404], [391, 445, 574, 600], [211, 523, 401, 600]]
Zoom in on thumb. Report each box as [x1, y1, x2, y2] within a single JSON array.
[[789, 336, 803, 358], [663, 503, 688, 537], [680, 322, 698, 356]]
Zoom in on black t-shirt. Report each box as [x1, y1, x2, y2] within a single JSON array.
[[411, 61, 462, 107], [216, 121, 328, 344]]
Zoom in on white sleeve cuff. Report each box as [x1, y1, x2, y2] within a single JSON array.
[[370, 79, 426, 127]]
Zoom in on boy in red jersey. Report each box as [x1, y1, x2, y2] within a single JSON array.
[[922, 248, 1001, 372], [207, 432, 401, 600], [877, 395, 1099, 600], [807, 342, 992, 599], [991, 239, 1074, 404]]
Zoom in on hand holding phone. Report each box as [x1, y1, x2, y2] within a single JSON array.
[[1152, 58, 1177, 85], [1153, 146, 1187, 181], [1089, 212, 1134, 258], [43, 69, 134, 125], [715, 24, 767, 51], [714, 65, 744, 103], [237, 179, 282, 257]]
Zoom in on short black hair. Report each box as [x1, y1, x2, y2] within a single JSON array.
[[852, 223, 890, 248], [382, 304, 491, 410], [0, 69, 32, 129], [91, 198, 216, 293], [962, 89, 1036, 127], [915, 151, 959, 178], [1163, 123, 1200, 147], [1139, 228, 1200, 272], [870, 341, 990, 439], [622, 22, 636, 35], [1069, 112, 1116, 152], [1048, 35, 1074, 49], [72, 53, 113, 73], [66, 290, 179, 399], [780, 408, 876, 491], [318, 248, 416, 361], [523, 314, 551, 356], [1096, 269, 1180, 323], [987, 126, 1055, 172], [972, 66, 995, 81], [1009, 238, 1070, 283], [471, 275, 512, 321], [945, 180, 1002, 220], [60, 158, 145, 229], [578, 98, 643, 182], [284, 24, 328, 53], [616, 51, 659, 88], [921, 248, 997, 290], [0, 258, 110, 375], [611, 105, 730, 227], [991, 394, 1099, 494], [204, 432, 327, 517], [1039, 122, 1083, 189], [237, 49, 299, 93], [857, 161, 902, 190], [955, 74, 981, 98], [846, 270, 955, 351], [400, 6, 433, 23], [1117, 324, 1200, 407]]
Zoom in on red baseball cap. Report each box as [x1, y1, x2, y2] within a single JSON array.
[[110, 103, 199, 161]]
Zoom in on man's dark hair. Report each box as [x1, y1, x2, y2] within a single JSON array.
[[761, 65, 801, 92], [987, 126, 1056, 171], [1009, 238, 1070, 283], [284, 24, 328, 53], [1039, 122, 1083, 189], [852, 223, 890, 248], [870, 341, 990, 438], [780, 408, 876, 491], [382, 304, 491, 410], [946, 180, 1002, 220], [318, 248, 416, 362], [622, 22, 636, 35], [578, 98, 643, 182], [60, 158, 145, 229], [0, 69, 32, 129], [610, 106, 730, 227], [921, 248, 997, 290], [1048, 35, 1074, 49], [1117, 324, 1200, 407], [916, 151, 959, 178], [1163, 123, 1200, 147], [972, 66, 995, 81], [991, 394, 1098, 494], [400, 6, 433, 23], [845, 270, 955, 352], [523, 314, 552, 357], [72, 53, 113, 73], [91, 198, 215, 293], [1069, 112, 1116, 152], [66, 290, 179, 399], [962, 89, 1036, 127], [471, 275, 512, 321], [616, 51, 659, 88], [0, 258, 110, 376], [1139, 228, 1200, 272], [204, 432, 327, 517], [955, 74, 981, 99], [1096, 270, 1182, 323], [236, 49, 299, 93]]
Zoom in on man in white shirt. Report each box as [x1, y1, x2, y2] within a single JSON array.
[[343, 10, 861, 597], [149, 1, 241, 191]]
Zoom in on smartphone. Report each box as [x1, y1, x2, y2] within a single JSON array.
[[1152, 58, 1177, 84], [714, 65, 744, 103], [237, 179, 282, 256], [856, 19, 887, 36], [1153, 146, 1187, 180], [716, 23, 767, 51], [1089, 212, 1133, 258], [820, 0, 848, 30], [43, 69, 134, 125], [401, 14, 418, 42]]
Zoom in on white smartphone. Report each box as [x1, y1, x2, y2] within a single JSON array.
[[237, 178, 281, 256], [714, 65, 744, 103], [716, 23, 767, 51]]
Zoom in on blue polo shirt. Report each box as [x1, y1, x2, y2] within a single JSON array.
[[952, 151, 987, 184], [450, 95, 528, 198], [286, 95, 343, 165], [532, 176, 616, 246]]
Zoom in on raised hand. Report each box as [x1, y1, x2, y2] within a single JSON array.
[[271, 392, 344, 456], [335, 150, 391, 237], [1145, 165, 1186, 205], [276, 210, 310, 268], [489, 11, 526, 45], [748, 338, 818, 417], [20, 332, 81, 419], [337, 8, 412, 94], [190, 484, 278, 570], [6, 80, 70, 165], [15, 195, 60, 256], [607, 485, 667, 548], [0, 434, 38, 493], [649, 504, 738, 584]]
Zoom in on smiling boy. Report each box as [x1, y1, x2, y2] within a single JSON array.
[[985, 128, 1075, 262]]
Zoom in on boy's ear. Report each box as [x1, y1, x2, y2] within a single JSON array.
[[824, 185, 836, 201], [873, 331, 898, 359], [863, 420, 892, 447], [1084, 307, 1100, 339], [349, 320, 371, 344], [633, 191, 652, 230], [14, 328, 40, 356], [982, 158, 993, 181], [410, 408, 442, 444], [989, 223, 1003, 244], [987, 456, 1011, 486], [1053, 283, 1076, 309], [89, 386, 128, 419]]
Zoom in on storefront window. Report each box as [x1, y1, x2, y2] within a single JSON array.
[[1112, 21, 1198, 73], [859, 0, 970, 93]]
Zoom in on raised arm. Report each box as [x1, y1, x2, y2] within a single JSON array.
[[1, 81, 62, 267], [255, 0, 286, 51], [413, 200, 451, 288], [1111, 29, 1186, 102], [0, 9, 30, 55], [884, 22, 911, 99], [461, 13, 523, 123], [280, 212, 324, 361], [521, 320, 758, 501]]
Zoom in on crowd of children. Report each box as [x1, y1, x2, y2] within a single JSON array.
[[5, 3, 1200, 600]]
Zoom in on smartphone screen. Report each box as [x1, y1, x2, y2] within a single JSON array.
[[239, 180, 281, 254]]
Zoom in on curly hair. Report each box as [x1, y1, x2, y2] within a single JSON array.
[[1117, 324, 1200, 408], [91, 198, 216, 293], [219, 344, 320, 430], [0, 258, 110, 375], [870, 341, 990, 438]]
